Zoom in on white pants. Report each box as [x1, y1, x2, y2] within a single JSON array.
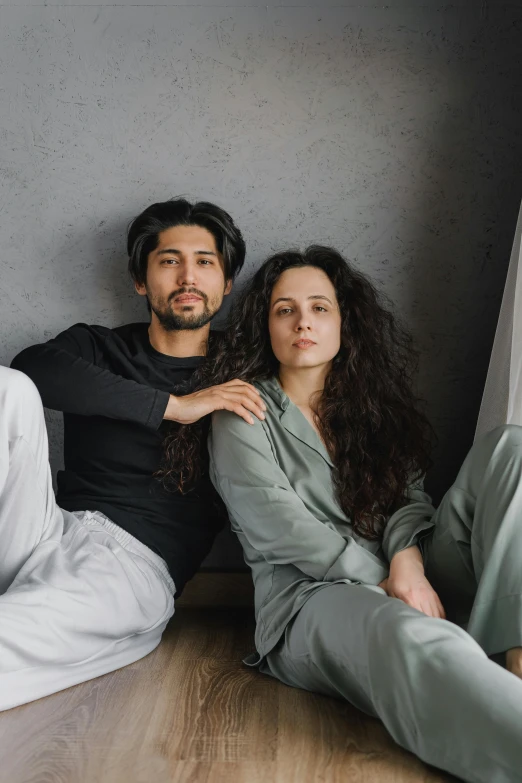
[[0, 365, 175, 712]]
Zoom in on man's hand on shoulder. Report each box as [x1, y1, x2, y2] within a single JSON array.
[[164, 380, 266, 426]]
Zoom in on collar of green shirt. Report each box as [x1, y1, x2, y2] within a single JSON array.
[[257, 376, 335, 469]]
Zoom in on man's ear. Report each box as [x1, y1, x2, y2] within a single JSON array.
[[224, 279, 233, 296], [134, 280, 147, 296]]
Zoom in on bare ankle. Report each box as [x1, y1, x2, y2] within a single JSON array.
[[506, 647, 522, 678]]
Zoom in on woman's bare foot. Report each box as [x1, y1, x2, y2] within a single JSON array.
[[506, 647, 522, 679]]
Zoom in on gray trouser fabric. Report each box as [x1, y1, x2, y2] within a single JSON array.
[[261, 425, 522, 783]]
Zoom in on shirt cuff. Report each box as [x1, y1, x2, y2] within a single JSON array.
[[146, 389, 171, 429], [324, 538, 389, 585], [382, 517, 435, 562]]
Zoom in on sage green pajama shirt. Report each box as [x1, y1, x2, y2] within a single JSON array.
[[208, 377, 522, 783]]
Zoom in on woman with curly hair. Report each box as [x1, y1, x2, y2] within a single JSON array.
[[160, 246, 522, 782]]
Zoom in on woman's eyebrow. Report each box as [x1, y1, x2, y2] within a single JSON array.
[[309, 294, 333, 304], [271, 294, 333, 306]]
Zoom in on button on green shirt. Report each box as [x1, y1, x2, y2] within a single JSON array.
[[208, 376, 436, 660]]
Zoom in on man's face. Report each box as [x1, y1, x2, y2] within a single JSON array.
[[135, 224, 232, 331]]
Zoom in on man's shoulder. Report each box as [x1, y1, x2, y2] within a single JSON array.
[[110, 322, 149, 342], [60, 322, 149, 355], [61, 322, 118, 339], [69, 322, 147, 334]]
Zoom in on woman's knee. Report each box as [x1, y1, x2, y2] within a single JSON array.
[[462, 425, 522, 488], [479, 424, 522, 456]]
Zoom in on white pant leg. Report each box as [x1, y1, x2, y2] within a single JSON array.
[[0, 366, 62, 593], [0, 510, 175, 712]]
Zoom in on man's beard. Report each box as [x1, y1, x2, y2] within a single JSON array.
[[149, 288, 220, 332]]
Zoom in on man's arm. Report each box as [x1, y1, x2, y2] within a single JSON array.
[[12, 323, 266, 428], [11, 323, 169, 428]]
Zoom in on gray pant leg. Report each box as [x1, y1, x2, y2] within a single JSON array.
[[263, 583, 522, 783], [423, 424, 522, 654]]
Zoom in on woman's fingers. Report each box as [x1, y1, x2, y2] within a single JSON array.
[[378, 577, 389, 593], [391, 585, 446, 620], [421, 585, 446, 619], [435, 593, 446, 620], [417, 592, 446, 619], [426, 601, 438, 619]]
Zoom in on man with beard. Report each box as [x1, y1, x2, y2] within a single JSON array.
[[1, 199, 265, 711]]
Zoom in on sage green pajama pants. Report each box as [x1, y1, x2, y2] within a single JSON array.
[[261, 425, 522, 783]]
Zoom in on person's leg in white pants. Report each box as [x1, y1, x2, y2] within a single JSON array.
[[0, 365, 61, 594], [0, 366, 175, 712]]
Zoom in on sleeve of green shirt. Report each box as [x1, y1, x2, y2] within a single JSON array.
[[381, 475, 436, 562], [209, 410, 388, 586]]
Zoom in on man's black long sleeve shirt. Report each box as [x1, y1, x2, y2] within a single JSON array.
[[11, 322, 224, 595]]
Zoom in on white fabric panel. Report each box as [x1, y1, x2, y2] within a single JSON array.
[[476, 204, 522, 440]]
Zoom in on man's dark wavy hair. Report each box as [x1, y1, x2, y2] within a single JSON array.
[[158, 245, 434, 540]]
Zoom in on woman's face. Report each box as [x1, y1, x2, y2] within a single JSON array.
[[268, 266, 342, 371]]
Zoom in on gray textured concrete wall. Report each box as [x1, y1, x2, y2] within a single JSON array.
[[1, 1, 521, 567]]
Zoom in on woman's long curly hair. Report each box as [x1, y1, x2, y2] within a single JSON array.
[[158, 245, 434, 540]]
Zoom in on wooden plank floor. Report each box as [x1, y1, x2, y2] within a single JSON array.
[[0, 607, 458, 783]]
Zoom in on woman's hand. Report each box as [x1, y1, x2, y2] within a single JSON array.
[[384, 545, 446, 619]]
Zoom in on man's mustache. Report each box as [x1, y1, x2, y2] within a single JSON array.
[[168, 288, 208, 304]]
